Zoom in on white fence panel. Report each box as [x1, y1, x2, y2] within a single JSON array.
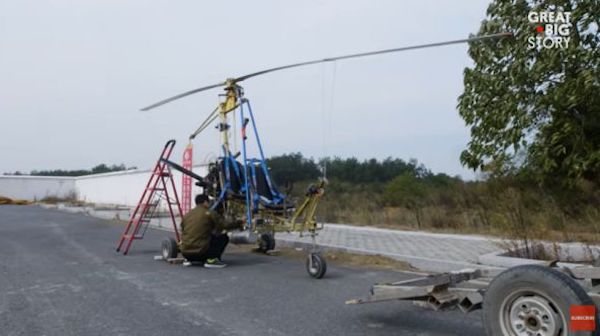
[[0, 165, 208, 207], [0, 176, 76, 200]]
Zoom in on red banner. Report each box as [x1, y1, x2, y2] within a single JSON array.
[[181, 144, 193, 215]]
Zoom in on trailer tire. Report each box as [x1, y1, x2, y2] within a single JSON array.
[[483, 264, 598, 336], [593, 259, 600, 287], [161, 237, 179, 260]]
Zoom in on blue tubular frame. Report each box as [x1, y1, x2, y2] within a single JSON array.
[[239, 100, 253, 230], [210, 96, 288, 228], [245, 101, 285, 204], [210, 184, 229, 211], [248, 162, 260, 211]]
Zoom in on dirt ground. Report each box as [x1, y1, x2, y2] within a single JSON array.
[[228, 243, 421, 273]]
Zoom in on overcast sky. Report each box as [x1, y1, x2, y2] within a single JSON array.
[[0, 0, 492, 179]]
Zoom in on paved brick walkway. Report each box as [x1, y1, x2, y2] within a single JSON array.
[[277, 224, 503, 272]]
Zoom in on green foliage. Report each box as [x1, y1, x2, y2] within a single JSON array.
[[27, 164, 134, 177], [266, 153, 320, 184], [383, 173, 428, 227], [3, 171, 25, 176], [266, 153, 429, 185], [267, 153, 600, 240], [303, 179, 386, 225], [322, 157, 429, 184], [458, 0, 600, 186], [383, 173, 428, 209]]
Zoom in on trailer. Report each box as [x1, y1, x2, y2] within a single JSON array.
[[347, 263, 600, 335]]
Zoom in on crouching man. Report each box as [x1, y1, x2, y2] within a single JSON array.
[[179, 194, 241, 268]]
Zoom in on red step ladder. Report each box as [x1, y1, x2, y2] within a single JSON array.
[[116, 140, 182, 255]]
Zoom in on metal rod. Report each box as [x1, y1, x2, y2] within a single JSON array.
[[245, 100, 278, 199], [240, 101, 252, 230], [189, 106, 219, 139]]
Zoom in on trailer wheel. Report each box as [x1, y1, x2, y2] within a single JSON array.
[[257, 233, 275, 253], [306, 253, 327, 279], [483, 264, 598, 336], [161, 237, 179, 259], [593, 259, 600, 287]]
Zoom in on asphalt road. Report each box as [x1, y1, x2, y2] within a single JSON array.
[[0, 206, 486, 336]]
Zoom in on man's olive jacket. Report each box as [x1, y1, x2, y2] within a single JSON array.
[[178, 205, 234, 255]]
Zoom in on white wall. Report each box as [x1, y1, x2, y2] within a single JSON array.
[[0, 175, 76, 200], [75, 169, 152, 206], [0, 165, 208, 206]]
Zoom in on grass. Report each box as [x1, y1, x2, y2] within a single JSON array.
[[286, 181, 600, 245], [38, 191, 86, 206], [0, 196, 31, 205], [228, 244, 419, 273]]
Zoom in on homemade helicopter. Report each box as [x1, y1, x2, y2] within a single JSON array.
[[128, 32, 512, 278]]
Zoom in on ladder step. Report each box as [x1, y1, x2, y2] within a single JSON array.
[[121, 234, 143, 240], [139, 204, 156, 210]]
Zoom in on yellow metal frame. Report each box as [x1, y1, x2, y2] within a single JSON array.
[[218, 80, 241, 153], [225, 179, 326, 236]]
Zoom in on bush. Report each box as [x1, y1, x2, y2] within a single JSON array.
[[267, 153, 600, 241]]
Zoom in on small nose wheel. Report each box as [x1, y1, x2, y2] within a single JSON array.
[[306, 253, 327, 279]]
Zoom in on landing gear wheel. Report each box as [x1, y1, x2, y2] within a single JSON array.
[[161, 237, 179, 259], [483, 264, 598, 336], [306, 253, 327, 279], [257, 233, 275, 253]]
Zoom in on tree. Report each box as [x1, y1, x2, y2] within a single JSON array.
[[383, 173, 429, 228], [266, 153, 320, 185], [458, 0, 600, 186], [266, 153, 433, 186], [30, 164, 131, 176]]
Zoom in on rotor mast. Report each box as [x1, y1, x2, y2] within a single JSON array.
[[218, 79, 242, 153]]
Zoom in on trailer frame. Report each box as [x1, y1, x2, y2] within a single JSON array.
[[347, 263, 600, 335]]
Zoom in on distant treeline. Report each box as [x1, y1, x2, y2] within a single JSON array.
[[4, 164, 135, 177], [267, 153, 600, 244], [266, 152, 444, 185]]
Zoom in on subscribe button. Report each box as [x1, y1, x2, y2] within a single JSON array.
[[571, 305, 596, 331]]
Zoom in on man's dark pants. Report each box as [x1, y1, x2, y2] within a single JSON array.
[[182, 234, 229, 262]]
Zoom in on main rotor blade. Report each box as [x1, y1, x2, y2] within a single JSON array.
[[141, 32, 512, 111], [235, 32, 512, 81], [141, 81, 226, 111]]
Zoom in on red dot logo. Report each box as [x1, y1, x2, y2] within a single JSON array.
[[536, 25, 544, 33]]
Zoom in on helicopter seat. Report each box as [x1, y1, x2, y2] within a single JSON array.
[[251, 164, 294, 211], [220, 158, 246, 196]]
